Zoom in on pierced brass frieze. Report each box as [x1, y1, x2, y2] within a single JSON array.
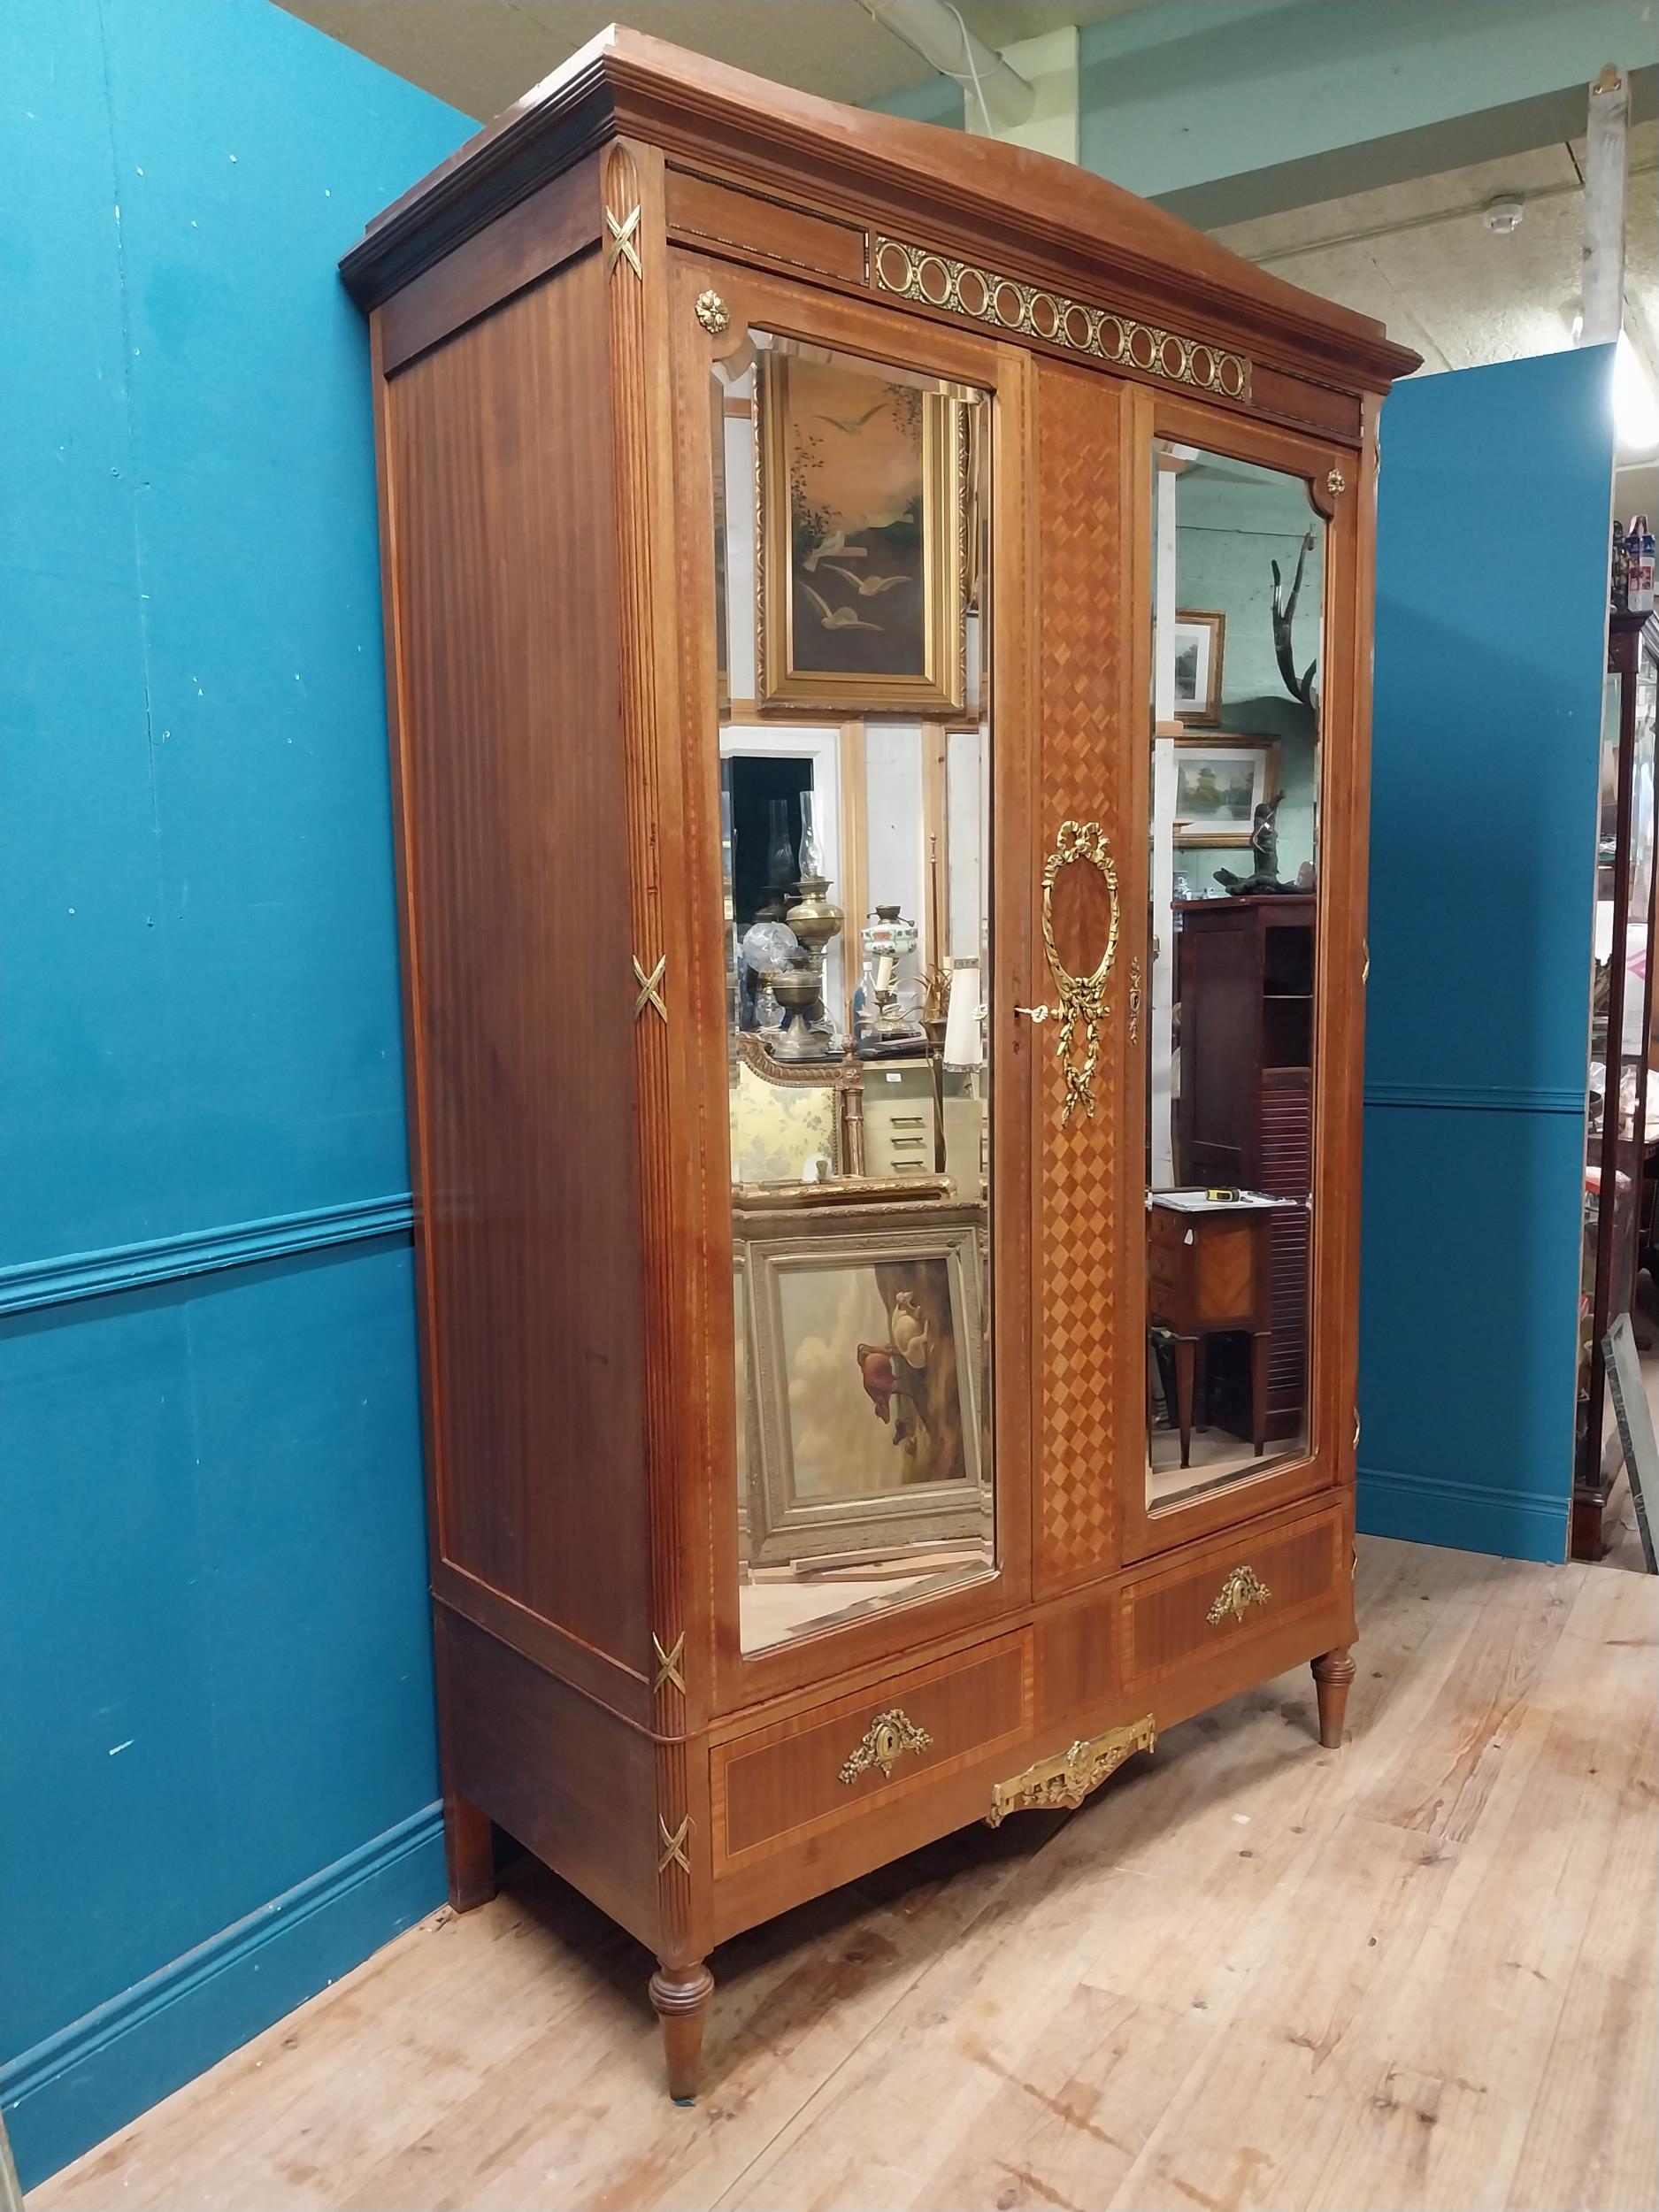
[[872, 235, 1250, 403], [633, 952, 668, 1023], [986, 1714, 1156, 1826], [657, 1813, 691, 1874], [1207, 1564, 1271, 1625], [652, 1631, 686, 1696], [837, 1708, 933, 1786]]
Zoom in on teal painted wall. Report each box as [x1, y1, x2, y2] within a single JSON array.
[[1078, 0, 1656, 203], [864, 72, 964, 127], [1360, 348, 1615, 1561], [0, 0, 468, 2184], [1171, 467, 1321, 893], [862, 0, 1654, 213]]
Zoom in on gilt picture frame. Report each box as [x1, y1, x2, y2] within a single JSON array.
[[756, 347, 966, 714], [1171, 735, 1279, 848], [733, 1201, 989, 1563], [1172, 608, 1226, 725]]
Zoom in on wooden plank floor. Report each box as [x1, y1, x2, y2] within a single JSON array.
[[35, 1536, 1658, 2212]]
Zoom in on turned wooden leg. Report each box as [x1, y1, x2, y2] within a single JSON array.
[[1173, 1337, 1196, 1470], [1311, 1647, 1356, 1750], [1250, 1331, 1271, 1456], [650, 1959, 715, 2103], [443, 1789, 496, 1913]]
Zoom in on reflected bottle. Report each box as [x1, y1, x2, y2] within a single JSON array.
[[785, 793, 844, 1011], [796, 787, 826, 881], [757, 797, 795, 919]]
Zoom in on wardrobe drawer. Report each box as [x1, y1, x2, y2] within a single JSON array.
[[1120, 1504, 1344, 1691], [712, 1631, 1033, 1867]]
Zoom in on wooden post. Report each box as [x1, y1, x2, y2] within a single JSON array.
[[1582, 65, 1628, 349]]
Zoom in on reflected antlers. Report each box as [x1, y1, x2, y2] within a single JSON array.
[[1271, 529, 1319, 711]]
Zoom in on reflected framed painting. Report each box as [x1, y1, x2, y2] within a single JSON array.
[[756, 346, 966, 713], [1172, 608, 1226, 725], [733, 1201, 988, 1563], [1171, 735, 1279, 848]]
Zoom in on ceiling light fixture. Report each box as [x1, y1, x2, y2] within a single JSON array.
[[1615, 330, 1659, 454], [1484, 197, 1525, 235]]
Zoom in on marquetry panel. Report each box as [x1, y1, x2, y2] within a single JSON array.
[[1197, 1224, 1256, 1319], [1032, 364, 1129, 1588]]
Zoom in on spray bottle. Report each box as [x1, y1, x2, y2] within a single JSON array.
[[1629, 515, 1655, 616]]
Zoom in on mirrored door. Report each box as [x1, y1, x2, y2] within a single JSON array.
[[700, 313, 1000, 1655], [1142, 438, 1326, 1520]]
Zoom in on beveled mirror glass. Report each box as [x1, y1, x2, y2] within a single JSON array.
[[1144, 442, 1324, 1512], [709, 330, 995, 1651]]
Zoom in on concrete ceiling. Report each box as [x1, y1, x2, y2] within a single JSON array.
[[1214, 122, 1659, 488], [278, 0, 1153, 121], [1215, 126, 1659, 378], [290, 0, 1659, 489]]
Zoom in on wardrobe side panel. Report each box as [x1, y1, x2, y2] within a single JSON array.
[[380, 251, 653, 1668]]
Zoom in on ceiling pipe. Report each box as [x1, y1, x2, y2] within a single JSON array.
[[855, 0, 1034, 133]]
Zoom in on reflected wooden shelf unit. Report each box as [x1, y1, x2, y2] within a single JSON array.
[[1176, 894, 1315, 1444], [343, 26, 1416, 2100], [1574, 609, 1659, 1557]]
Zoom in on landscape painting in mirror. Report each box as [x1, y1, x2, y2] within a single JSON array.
[[1172, 738, 1279, 848], [1171, 608, 1225, 723]]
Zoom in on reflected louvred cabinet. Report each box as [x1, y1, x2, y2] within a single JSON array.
[[343, 27, 1418, 2096]]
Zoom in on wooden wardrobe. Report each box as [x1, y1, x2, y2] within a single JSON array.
[[343, 26, 1417, 2098]]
